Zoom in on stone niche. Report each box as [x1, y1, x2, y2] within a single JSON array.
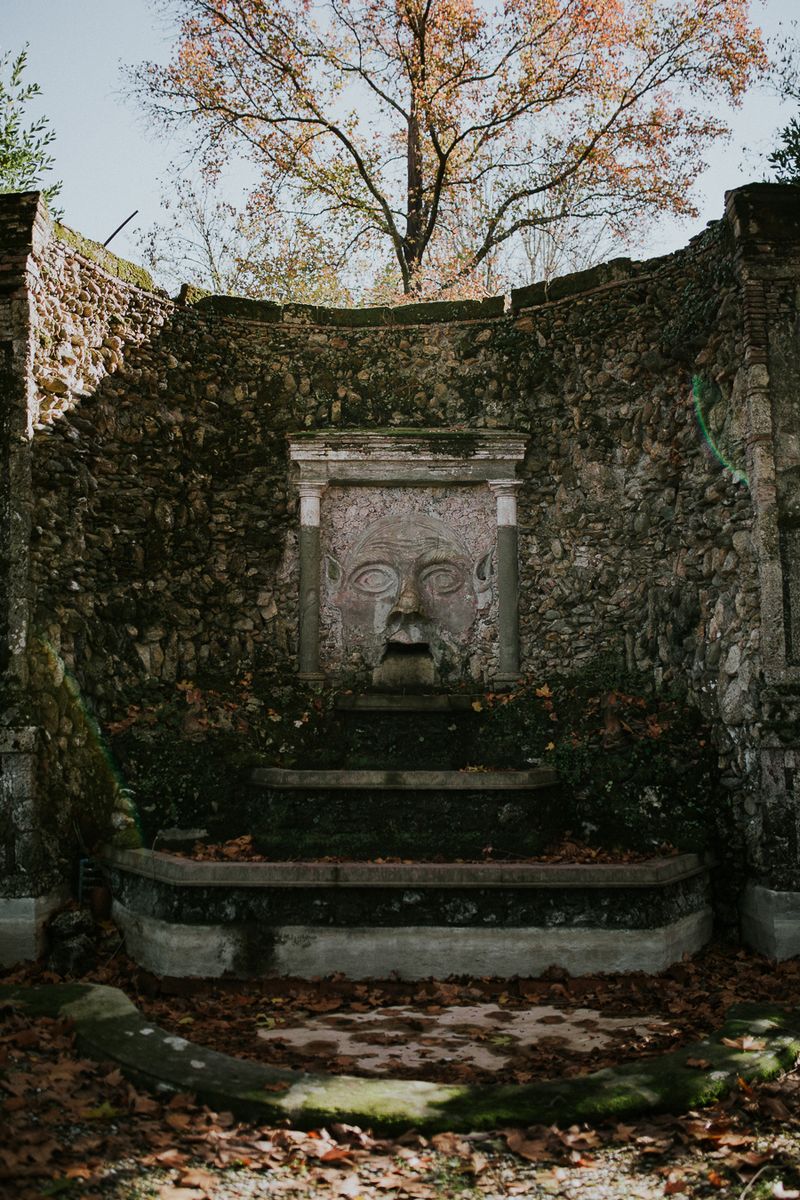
[[289, 431, 528, 688]]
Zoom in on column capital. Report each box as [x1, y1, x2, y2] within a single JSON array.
[[487, 479, 523, 495], [297, 480, 326, 498], [298, 481, 325, 526], [488, 479, 521, 526]]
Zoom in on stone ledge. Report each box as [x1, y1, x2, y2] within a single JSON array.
[[250, 767, 558, 790], [110, 902, 712, 980], [0, 726, 37, 754], [0, 886, 69, 966], [335, 693, 480, 712], [741, 883, 800, 959], [288, 428, 528, 485], [104, 848, 705, 890]]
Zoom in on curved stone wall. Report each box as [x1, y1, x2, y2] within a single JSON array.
[[2, 184, 800, 956]]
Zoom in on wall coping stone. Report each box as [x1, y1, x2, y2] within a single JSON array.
[[186, 292, 506, 327], [52, 220, 158, 293], [0, 726, 37, 754], [0, 183, 786, 334]]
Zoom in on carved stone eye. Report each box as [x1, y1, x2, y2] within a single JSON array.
[[419, 564, 464, 595], [350, 564, 397, 595]]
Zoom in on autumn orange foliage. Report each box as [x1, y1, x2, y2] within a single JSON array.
[[137, 0, 765, 293]]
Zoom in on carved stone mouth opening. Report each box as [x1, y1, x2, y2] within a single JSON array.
[[383, 641, 432, 657], [374, 642, 437, 689]]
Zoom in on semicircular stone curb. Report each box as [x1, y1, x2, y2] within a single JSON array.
[[3, 983, 800, 1134]]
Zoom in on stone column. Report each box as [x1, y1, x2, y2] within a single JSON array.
[[489, 481, 522, 684], [297, 482, 325, 680]]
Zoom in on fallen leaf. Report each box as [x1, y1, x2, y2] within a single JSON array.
[[375, 1172, 413, 1189], [166, 1111, 193, 1131], [178, 1168, 217, 1189], [505, 1129, 551, 1162], [154, 1149, 191, 1168], [721, 1036, 766, 1052], [431, 1132, 468, 1156], [319, 1147, 355, 1164], [334, 1172, 363, 1197], [79, 1101, 121, 1121]]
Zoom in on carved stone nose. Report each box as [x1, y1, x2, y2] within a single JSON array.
[[389, 571, 426, 621]]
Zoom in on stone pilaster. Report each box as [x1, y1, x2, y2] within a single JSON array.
[[297, 482, 325, 680], [489, 480, 522, 683]]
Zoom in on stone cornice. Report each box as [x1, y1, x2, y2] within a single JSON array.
[[289, 429, 528, 484]]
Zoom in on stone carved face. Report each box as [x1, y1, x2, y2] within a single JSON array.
[[327, 514, 492, 669]]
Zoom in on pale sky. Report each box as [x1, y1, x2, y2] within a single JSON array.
[[3, 0, 798, 281]]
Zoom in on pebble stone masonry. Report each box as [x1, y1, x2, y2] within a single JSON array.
[[2, 185, 800, 967]]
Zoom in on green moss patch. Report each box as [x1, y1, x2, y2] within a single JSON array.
[[53, 222, 155, 291], [0, 983, 91, 1018]]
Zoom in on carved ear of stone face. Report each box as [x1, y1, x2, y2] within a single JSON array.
[[473, 546, 494, 610]]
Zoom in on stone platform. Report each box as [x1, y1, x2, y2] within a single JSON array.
[[104, 848, 711, 979]]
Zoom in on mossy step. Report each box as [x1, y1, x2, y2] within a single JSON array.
[[250, 768, 556, 789], [335, 694, 480, 712], [4, 984, 800, 1134], [107, 848, 704, 889], [248, 771, 562, 858]]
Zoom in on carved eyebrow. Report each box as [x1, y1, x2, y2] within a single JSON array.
[[361, 541, 412, 552], [416, 548, 464, 569], [348, 559, 395, 574]]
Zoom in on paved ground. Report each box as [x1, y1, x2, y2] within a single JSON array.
[[254, 1003, 668, 1075]]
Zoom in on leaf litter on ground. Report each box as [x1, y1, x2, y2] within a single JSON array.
[[5, 945, 800, 1197]]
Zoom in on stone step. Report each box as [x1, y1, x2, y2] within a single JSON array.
[[246, 767, 561, 859], [108, 849, 705, 889], [335, 693, 480, 713], [104, 847, 713, 980], [250, 767, 556, 790]]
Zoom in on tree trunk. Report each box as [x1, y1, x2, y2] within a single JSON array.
[[403, 103, 425, 292]]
